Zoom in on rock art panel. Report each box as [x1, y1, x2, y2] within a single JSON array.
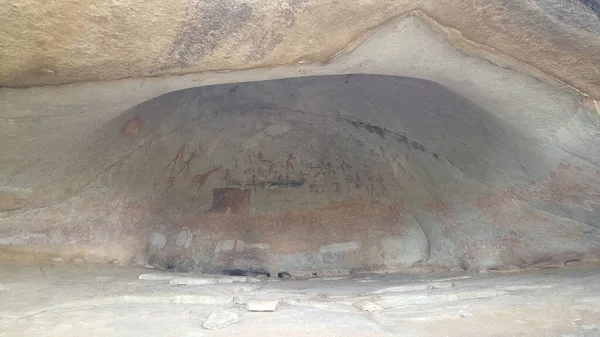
[[0, 75, 598, 274]]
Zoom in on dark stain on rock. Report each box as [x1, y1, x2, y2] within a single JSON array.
[[411, 140, 426, 152], [272, 179, 305, 187], [578, 0, 600, 17], [397, 135, 409, 144], [245, 0, 309, 61], [277, 271, 291, 278], [364, 124, 386, 139], [166, 0, 253, 68], [222, 268, 271, 277], [211, 187, 251, 215], [348, 119, 386, 139], [161, 0, 310, 69]]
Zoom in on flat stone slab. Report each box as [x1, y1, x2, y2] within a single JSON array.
[[1, 262, 599, 337], [372, 288, 508, 309], [122, 294, 233, 305], [370, 282, 453, 294], [202, 310, 239, 330], [246, 299, 279, 312], [230, 276, 249, 283], [575, 297, 600, 303], [140, 273, 248, 284], [139, 273, 177, 281], [169, 277, 234, 286]]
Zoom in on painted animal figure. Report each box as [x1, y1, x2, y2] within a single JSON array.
[[190, 166, 223, 197]]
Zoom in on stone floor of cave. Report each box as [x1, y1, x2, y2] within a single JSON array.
[[1, 261, 599, 337]]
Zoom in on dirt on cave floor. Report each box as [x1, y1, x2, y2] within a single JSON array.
[[0, 259, 599, 337]]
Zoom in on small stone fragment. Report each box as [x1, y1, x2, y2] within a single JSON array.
[[354, 299, 384, 312], [246, 299, 279, 312], [202, 310, 239, 330]]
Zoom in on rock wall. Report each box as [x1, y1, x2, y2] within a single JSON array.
[[1, 0, 600, 100], [1, 75, 599, 275]]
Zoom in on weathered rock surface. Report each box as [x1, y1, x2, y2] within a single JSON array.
[[0, 73, 599, 274], [354, 300, 384, 312], [246, 300, 279, 312], [354, 288, 508, 310], [202, 310, 239, 330], [369, 282, 453, 294], [1, 262, 599, 336], [139, 273, 177, 281], [1, 0, 600, 277], [1, 0, 599, 101]]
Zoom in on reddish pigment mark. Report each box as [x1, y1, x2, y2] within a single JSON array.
[[224, 168, 231, 183], [177, 150, 196, 178], [165, 176, 176, 192], [428, 201, 452, 220], [376, 173, 389, 195], [257, 151, 274, 167], [122, 115, 142, 138], [286, 154, 296, 170], [190, 166, 223, 198], [340, 160, 352, 173]]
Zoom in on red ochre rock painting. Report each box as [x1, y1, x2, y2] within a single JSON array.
[[474, 161, 599, 218], [122, 115, 142, 138]]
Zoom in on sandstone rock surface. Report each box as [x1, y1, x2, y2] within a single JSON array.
[[246, 300, 279, 312], [202, 310, 239, 330], [1, 0, 599, 100]]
